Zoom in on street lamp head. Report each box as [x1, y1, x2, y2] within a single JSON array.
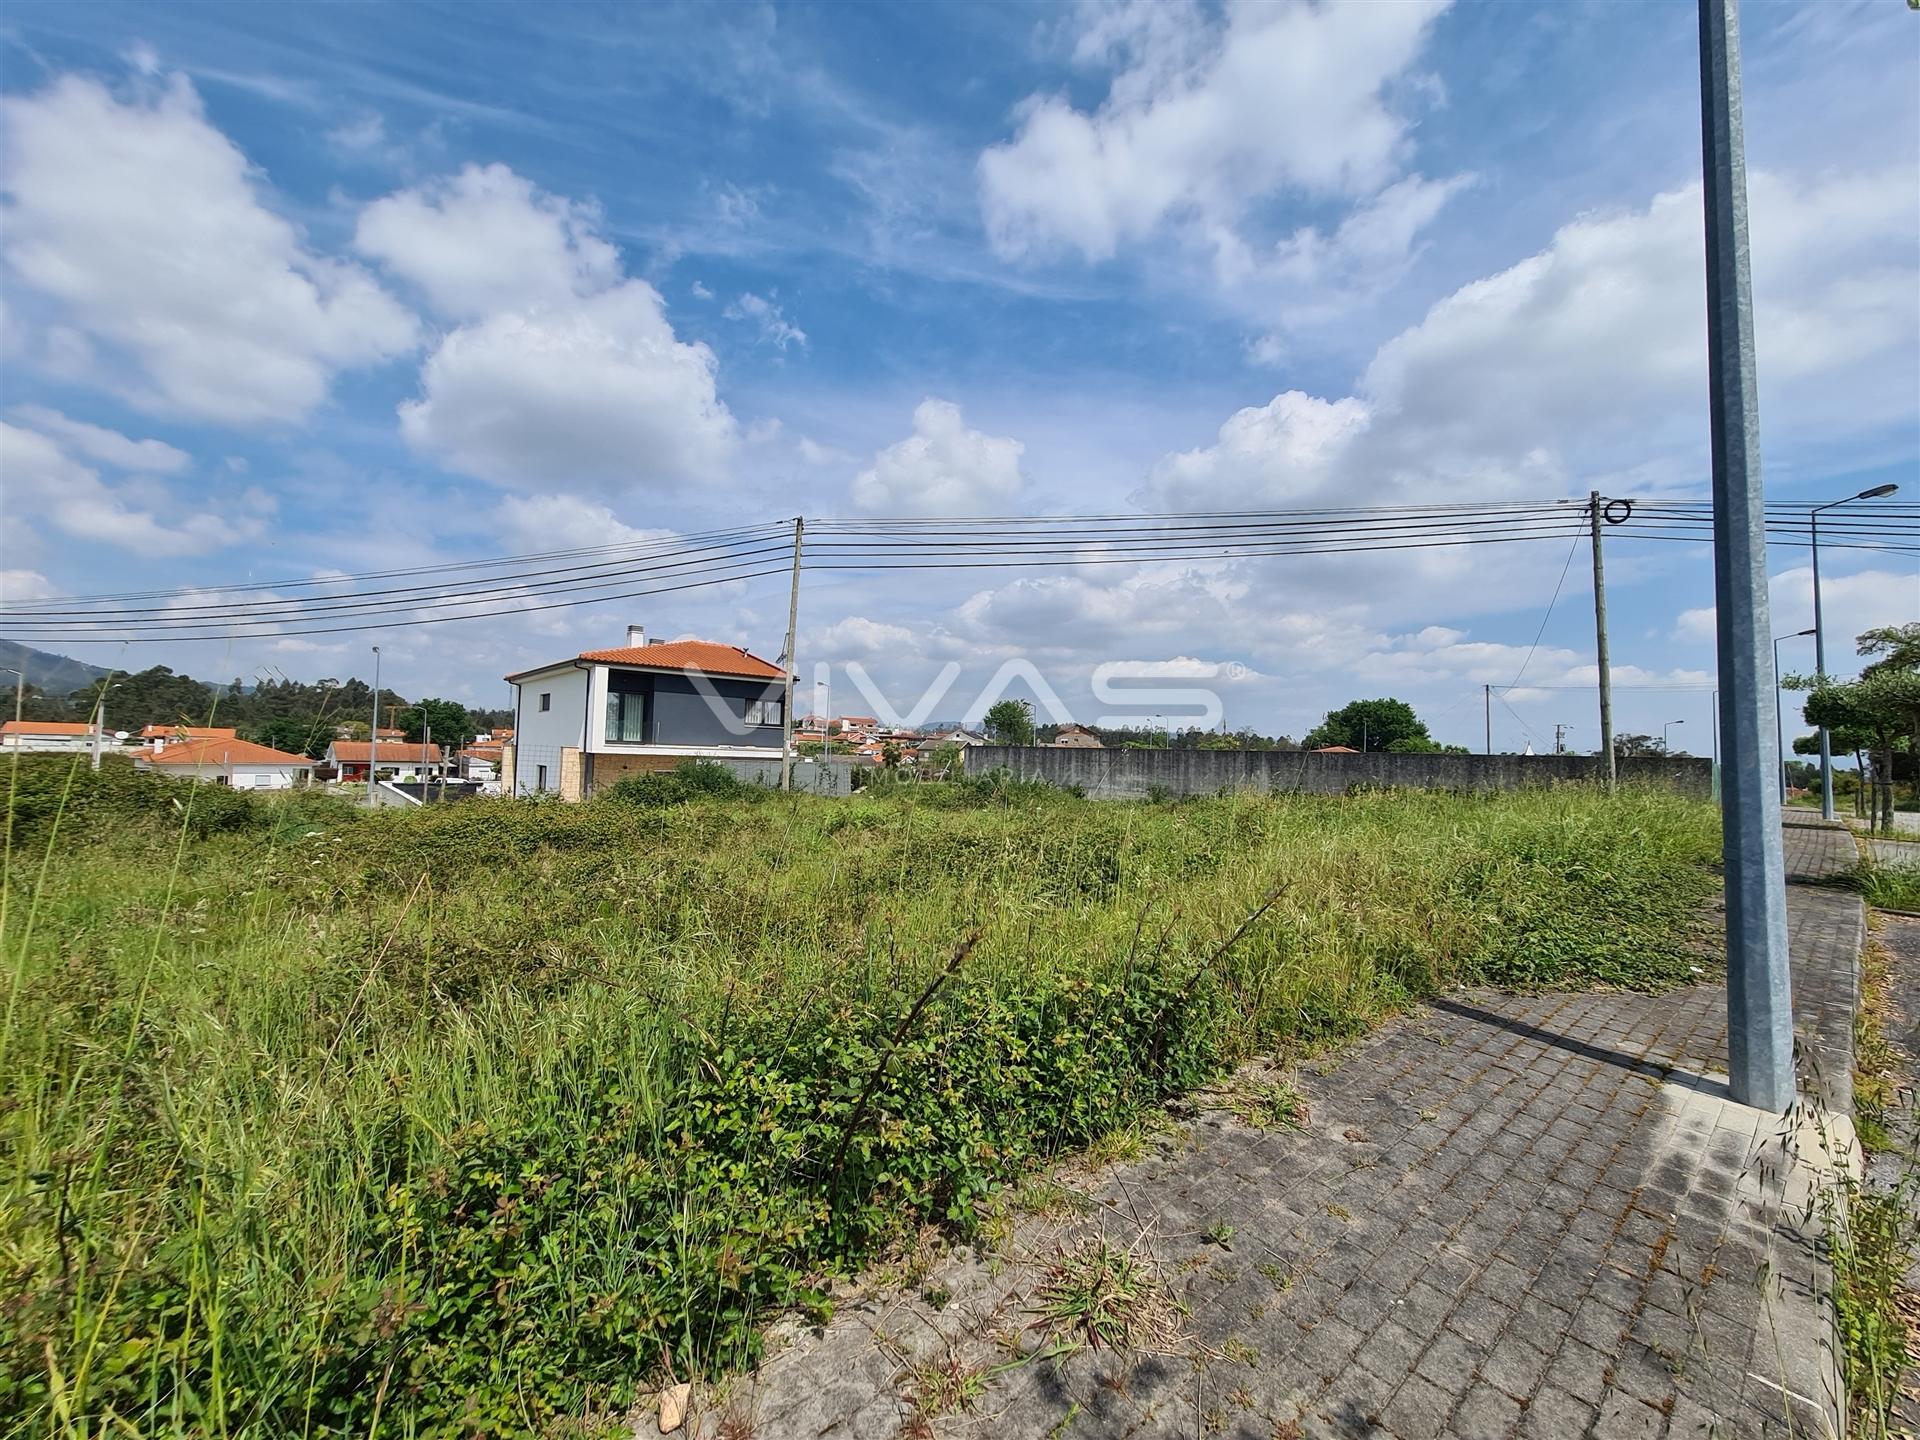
[[1856, 483, 1899, 500], [1794, 627, 1816, 637]]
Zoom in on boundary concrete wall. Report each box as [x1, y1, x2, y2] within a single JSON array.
[[966, 746, 1712, 800]]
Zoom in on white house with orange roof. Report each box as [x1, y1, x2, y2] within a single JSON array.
[[504, 625, 791, 798], [0, 719, 103, 753], [134, 736, 314, 789]]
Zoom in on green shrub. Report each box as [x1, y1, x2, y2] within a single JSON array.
[[601, 759, 763, 809]]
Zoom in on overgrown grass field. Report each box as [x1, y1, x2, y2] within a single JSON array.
[[0, 759, 1721, 1437]]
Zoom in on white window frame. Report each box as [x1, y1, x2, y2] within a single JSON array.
[[745, 697, 783, 727]]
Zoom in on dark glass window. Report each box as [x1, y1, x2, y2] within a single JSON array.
[[606, 676, 649, 743]]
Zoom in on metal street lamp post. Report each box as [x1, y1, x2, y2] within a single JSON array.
[[1810, 482, 1900, 819], [368, 646, 381, 808], [90, 681, 122, 772], [1772, 627, 1815, 805], [1664, 719, 1685, 754]]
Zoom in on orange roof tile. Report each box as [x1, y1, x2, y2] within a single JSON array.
[[0, 720, 95, 736], [573, 639, 784, 680], [144, 738, 312, 767], [139, 724, 237, 741], [330, 741, 444, 763]]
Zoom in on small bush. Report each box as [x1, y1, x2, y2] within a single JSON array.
[[601, 759, 763, 808]]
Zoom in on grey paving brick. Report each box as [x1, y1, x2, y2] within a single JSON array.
[[1452, 1381, 1525, 1439]]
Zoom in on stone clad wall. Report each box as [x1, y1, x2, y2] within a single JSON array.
[[965, 746, 1713, 800]]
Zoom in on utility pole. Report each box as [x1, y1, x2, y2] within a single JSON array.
[[1700, 0, 1792, 1112], [1589, 491, 1616, 790], [1483, 684, 1492, 756], [1554, 723, 1570, 756], [368, 645, 381, 808], [780, 517, 803, 793]]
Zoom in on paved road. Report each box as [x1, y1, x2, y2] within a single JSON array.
[[695, 823, 1863, 1440]]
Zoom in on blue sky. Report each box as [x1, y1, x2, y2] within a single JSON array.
[[1, 0, 1914, 750]]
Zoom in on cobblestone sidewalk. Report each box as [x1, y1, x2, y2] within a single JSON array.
[[692, 824, 1863, 1440]]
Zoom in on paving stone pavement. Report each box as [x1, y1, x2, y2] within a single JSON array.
[[693, 827, 1864, 1440]]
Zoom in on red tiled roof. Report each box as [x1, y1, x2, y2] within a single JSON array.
[[574, 639, 784, 680], [140, 724, 237, 741], [1313, 745, 1360, 754], [145, 738, 312, 767], [330, 741, 444, 763], [0, 720, 94, 736]]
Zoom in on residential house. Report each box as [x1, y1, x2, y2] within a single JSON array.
[[505, 625, 789, 798], [135, 737, 314, 789], [456, 738, 504, 782], [139, 725, 238, 754], [0, 719, 102, 753], [1050, 724, 1104, 749], [326, 740, 447, 781]]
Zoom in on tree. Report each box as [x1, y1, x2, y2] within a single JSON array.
[[1301, 698, 1432, 753], [1611, 733, 1666, 758], [397, 697, 477, 749], [251, 714, 333, 759], [1784, 625, 1920, 828], [983, 699, 1035, 746]]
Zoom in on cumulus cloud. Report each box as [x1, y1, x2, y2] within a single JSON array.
[[494, 493, 673, 550], [979, 0, 1454, 307], [361, 164, 737, 491], [1, 73, 417, 425], [1143, 168, 1920, 512], [0, 569, 57, 603], [1, 420, 264, 556], [356, 163, 620, 319], [851, 399, 1026, 515]]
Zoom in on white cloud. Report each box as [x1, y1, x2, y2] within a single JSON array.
[[0, 421, 263, 557], [356, 163, 620, 319], [7, 405, 189, 474], [724, 292, 807, 350], [1143, 168, 1920, 512], [1676, 566, 1919, 670], [690, 280, 714, 301], [797, 436, 853, 467], [851, 399, 1026, 516], [494, 493, 672, 551], [1, 74, 417, 425], [0, 569, 57, 603], [397, 284, 735, 489], [362, 164, 738, 491], [979, 0, 1448, 264]]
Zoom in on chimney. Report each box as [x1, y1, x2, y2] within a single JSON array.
[[626, 624, 646, 648]]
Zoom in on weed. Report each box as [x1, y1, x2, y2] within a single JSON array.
[[1031, 1238, 1182, 1354], [1220, 1072, 1309, 1130], [1204, 1220, 1237, 1248], [902, 1350, 987, 1418], [1850, 859, 1920, 913], [0, 760, 1721, 1436], [1223, 1336, 1260, 1366]]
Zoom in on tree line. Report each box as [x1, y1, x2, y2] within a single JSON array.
[[13, 665, 510, 760]]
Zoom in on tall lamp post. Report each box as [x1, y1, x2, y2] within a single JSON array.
[[90, 681, 123, 772], [1810, 482, 1900, 819], [368, 645, 381, 808], [1772, 627, 1815, 804], [1664, 719, 1685, 755]]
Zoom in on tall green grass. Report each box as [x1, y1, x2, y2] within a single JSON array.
[[0, 758, 1720, 1436]]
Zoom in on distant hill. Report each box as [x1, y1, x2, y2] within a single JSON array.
[[0, 640, 111, 697]]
